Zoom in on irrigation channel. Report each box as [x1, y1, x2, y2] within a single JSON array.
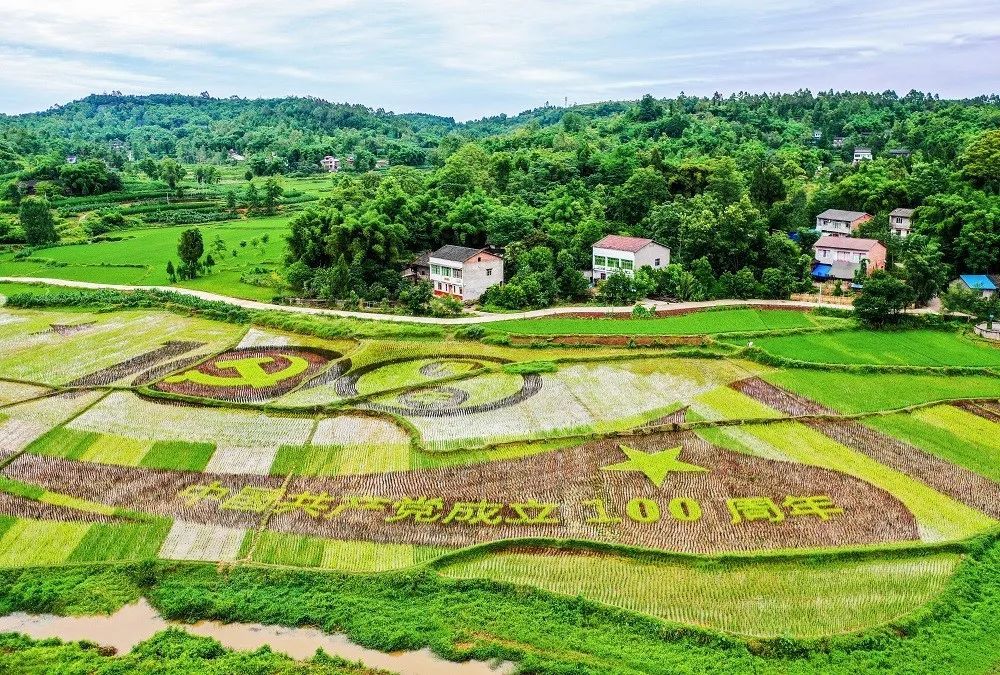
[[0, 599, 515, 675]]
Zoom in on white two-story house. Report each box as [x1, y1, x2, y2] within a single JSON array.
[[592, 235, 670, 281], [889, 208, 915, 237], [814, 209, 873, 237], [428, 245, 503, 302]]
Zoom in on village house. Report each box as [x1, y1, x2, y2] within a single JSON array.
[[956, 275, 999, 298], [591, 235, 670, 281], [811, 236, 887, 282], [888, 148, 911, 158], [889, 208, 915, 237], [852, 147, 873, 164], [401, 251, 431, 284], [814, 209, 873, 237], [832, 136, 846, 148], [428, 245, 503, 302], [374, 159, 390, 170], [65, 154, 78, 164], [227, 149, 246, 162], [320, 156, 340, 173]]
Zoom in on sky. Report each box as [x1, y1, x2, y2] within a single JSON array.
[[1, 0, 999, 120]]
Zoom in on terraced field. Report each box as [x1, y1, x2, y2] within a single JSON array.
[[1, 300, 999, 661]]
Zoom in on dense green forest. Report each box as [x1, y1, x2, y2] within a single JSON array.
[[2, 91, 999, 313]]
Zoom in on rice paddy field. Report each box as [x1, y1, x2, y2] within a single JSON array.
[[489, 307, 845, 336], [0, 215, 292, 301], [1, 298, 1000, 673]]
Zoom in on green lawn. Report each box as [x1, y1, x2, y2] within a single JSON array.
[[490, 308, 835, 336], [746, 329, 1000, 367], [0, 215, 292, 301], [766, 370, 1000, 414]]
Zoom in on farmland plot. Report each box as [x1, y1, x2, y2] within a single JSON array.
[[866, 406, 1000, 482], [441, 549, 962, 637], [159, 520, 247, 561], [68, 392, 314, 447], [746, 329, 1000, 367], [0, 391, 105, 463], [0, 381, 51, 407], [0, 309, 240, 386], [407, 359, 760, 449], [732, 421, 994, 541], [244, 530, 422, 572], [734, 378, 1000, 522]]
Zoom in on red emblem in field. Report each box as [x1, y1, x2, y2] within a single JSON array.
[[152, 347, 337, 402]]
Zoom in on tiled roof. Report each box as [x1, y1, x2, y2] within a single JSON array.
[[815, 235, 883, 252], [890, 208, 915, 218], [592, 235, 657, 253], [430, 245, 486, 262], [816, 209, 871, 222]]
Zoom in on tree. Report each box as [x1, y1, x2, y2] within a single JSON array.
[[599, 271, 642, 305], [176, 228, 204, 279], [760, 267, 792, 299], [556, 249, 589, 300], [165, 260, 176, 283], [636, 94, 664, 122], [225, 189, 237, 213], [285, 261, 313, 293], [18, 196, 57, 245], [137, 158, 159, 179], [399, 281, 433, 315], [158, 158, 186, 191], [960, 129, 1000, 191], [244, 182, 260, 214], [901, 236, 949, 307], [263, 177, 283, 214], [853, 270, 916, 328]]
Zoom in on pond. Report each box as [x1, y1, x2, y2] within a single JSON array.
[[0, 598, 514, 675]]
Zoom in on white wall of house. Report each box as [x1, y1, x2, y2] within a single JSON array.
[[461, 252, 503, 301], [890, 215, 912, 237], [816, 246, 864, 263], [635, 243, 670, 270], [592, 246, 636, 280], [592, 243, 669, 280], [429, 258, 462, 298], [815, 217, 852, 236], [429, 253, 503, 301]]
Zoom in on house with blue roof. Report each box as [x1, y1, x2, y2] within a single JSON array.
[[958, 274, 999, 297]]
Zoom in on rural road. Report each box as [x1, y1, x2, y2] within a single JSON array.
[[0, 276, 865, 325]]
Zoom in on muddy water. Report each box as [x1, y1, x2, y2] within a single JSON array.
[[0, 599, 514, 675]]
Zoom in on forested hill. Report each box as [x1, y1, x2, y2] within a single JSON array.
[[2, 90, 996, 173], [2, 90, 999, 312]]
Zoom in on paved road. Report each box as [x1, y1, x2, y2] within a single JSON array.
[[0, 276, 866, 325]]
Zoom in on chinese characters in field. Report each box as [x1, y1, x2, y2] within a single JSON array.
[[178, 482, 844, 527]]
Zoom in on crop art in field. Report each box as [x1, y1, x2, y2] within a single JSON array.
[[152, 347, 339, 403], [4, 431, 920, 554], [338, 355, 542, 416]]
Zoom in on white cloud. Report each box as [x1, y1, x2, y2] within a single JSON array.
[[0, 0, 998, 118]]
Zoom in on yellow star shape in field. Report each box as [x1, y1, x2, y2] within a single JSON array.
[[601, 445, 707, 487]]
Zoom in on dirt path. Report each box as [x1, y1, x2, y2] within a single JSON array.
[[0, 276, 880, 325]]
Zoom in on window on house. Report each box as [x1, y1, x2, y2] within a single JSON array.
[[486, 268, 492, 277], [594, 256, 606, 266], [608, 258, 620, 268], [453, 268, 462, 279], [654, 258, 660, 267], [622, 260, 633, 270]]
